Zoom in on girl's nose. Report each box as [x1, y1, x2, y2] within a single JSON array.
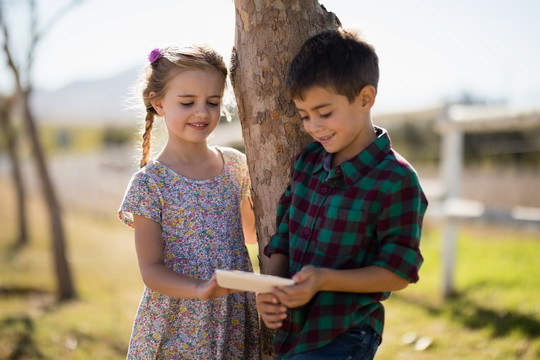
[[194, 104, 210, 119]]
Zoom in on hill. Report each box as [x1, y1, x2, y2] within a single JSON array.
[[31, 69, 141, 126]]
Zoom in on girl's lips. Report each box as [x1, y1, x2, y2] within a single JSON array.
[[188, 122, 209, 129]]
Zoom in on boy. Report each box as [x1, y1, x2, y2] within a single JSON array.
[[257, 29, 428, 359]]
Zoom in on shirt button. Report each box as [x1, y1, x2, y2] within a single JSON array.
[[320, 186, 329, 194], [302, 228, 311, 236]]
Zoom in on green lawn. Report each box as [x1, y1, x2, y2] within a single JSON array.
[[378, 223, 540, 360], [0, 185, 539, 359]]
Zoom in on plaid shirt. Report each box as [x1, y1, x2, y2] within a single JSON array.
[[264, 126, 427, 357]]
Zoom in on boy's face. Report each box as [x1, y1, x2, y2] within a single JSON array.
[[294, 86, 376, 166]]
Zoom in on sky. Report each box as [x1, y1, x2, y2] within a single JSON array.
[[2, 0, 540, 113]]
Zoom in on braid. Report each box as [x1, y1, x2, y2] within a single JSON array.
[[140, 110, 154, 168]]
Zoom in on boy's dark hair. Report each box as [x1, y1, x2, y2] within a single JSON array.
[[285, 28, 379, 103]]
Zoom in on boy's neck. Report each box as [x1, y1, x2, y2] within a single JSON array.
[[331, 123, 377, 168]]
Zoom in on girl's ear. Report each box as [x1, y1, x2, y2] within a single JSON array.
[[149, 92, 164, 116], [357, 85, 376, 112]]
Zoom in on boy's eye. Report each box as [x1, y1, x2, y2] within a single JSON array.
[[298, 113, 309, 121]]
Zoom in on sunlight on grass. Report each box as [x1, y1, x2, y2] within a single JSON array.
[[0, 183, 140, 359], [377, 222, 540, 360]]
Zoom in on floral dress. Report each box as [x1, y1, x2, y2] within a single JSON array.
[[118, 147, 260, 360]]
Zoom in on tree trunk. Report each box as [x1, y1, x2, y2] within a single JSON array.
[[0, 97, 28, 248], [230, 1, 340, 357], [1, 0, 79, 302], [22, 90, 77, 301]]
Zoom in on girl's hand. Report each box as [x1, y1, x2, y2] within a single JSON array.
[[256, 292, 288, 329], [272, 265, 323, 308], [196, 274, 234, 300]]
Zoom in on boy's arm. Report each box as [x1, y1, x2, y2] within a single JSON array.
[[272, 265, 408, 309], [256, 177, 295, 328], [265, 253, 290, 277], [256, 253, 290, 328]]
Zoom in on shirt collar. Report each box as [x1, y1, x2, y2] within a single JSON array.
[[313, 126, 392, 186], [323, 152, 333, 173]]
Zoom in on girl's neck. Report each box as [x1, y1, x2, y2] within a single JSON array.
[[156, 140, 223, 180]]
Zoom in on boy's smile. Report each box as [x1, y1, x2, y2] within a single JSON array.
[[294, 86, 377, 167]]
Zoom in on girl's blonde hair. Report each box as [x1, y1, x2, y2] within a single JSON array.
[[139, 45, 228, 168]]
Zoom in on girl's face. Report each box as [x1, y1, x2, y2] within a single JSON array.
[[152, 69, 224, 146]]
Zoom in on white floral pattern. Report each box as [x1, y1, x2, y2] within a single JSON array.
[[118, 147, 260, 359]]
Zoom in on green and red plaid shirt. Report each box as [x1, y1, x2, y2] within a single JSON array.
[[264, 126, 427, 357]]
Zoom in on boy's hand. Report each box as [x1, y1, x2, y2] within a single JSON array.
[[272, 265, 323, 308], [256, 293, 288, 329]]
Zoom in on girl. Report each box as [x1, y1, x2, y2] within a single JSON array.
[[118, 45, 260, 359]]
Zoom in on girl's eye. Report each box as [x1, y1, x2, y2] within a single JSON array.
[[320, 112, 332, 119], [181, 102, 194, 107], [208, 102, 220, 107]]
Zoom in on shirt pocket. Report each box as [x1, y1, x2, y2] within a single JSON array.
[[313, 206, 370, 258]]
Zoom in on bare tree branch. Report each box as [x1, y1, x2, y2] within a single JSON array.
[[0, 10, 23, 92], [0, 0, 81, 301]]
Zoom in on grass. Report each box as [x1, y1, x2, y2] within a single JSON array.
[[377, 223, 540, 360], [4, 125, 138, 156], [0, 183, 139, 359], [0, 181, 539, 359]]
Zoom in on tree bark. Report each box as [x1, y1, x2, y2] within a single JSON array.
[[231, 1, 340, 357]]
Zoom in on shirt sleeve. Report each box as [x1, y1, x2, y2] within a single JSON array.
[[223, 147, 251, 201], [373, 171, 427, 283], [117, 171, 163, 229], [264, 184, 292, 258]]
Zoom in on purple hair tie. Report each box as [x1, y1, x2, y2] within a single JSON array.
[[148, 48, 163, 63]]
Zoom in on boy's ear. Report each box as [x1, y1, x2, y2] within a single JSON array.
[[357, 85, 376, 112], [149, 92, 164, 116]]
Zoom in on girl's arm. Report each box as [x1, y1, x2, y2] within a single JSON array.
[[240, 197, 259, 272], [241, 197, 257, 245], [133, 214, 231, 300]]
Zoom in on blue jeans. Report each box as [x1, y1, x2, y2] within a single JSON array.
[[276, 324, 381, 360]]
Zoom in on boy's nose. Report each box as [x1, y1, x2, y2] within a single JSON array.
[[307, 118, 323, 132]]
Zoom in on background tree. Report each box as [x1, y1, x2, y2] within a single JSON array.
[[0, 95, 28, 248], [0, 0, 81, 301], [230, 1, 340, 357]]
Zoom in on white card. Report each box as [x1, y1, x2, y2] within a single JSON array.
[[214, 269, 295, 293]]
